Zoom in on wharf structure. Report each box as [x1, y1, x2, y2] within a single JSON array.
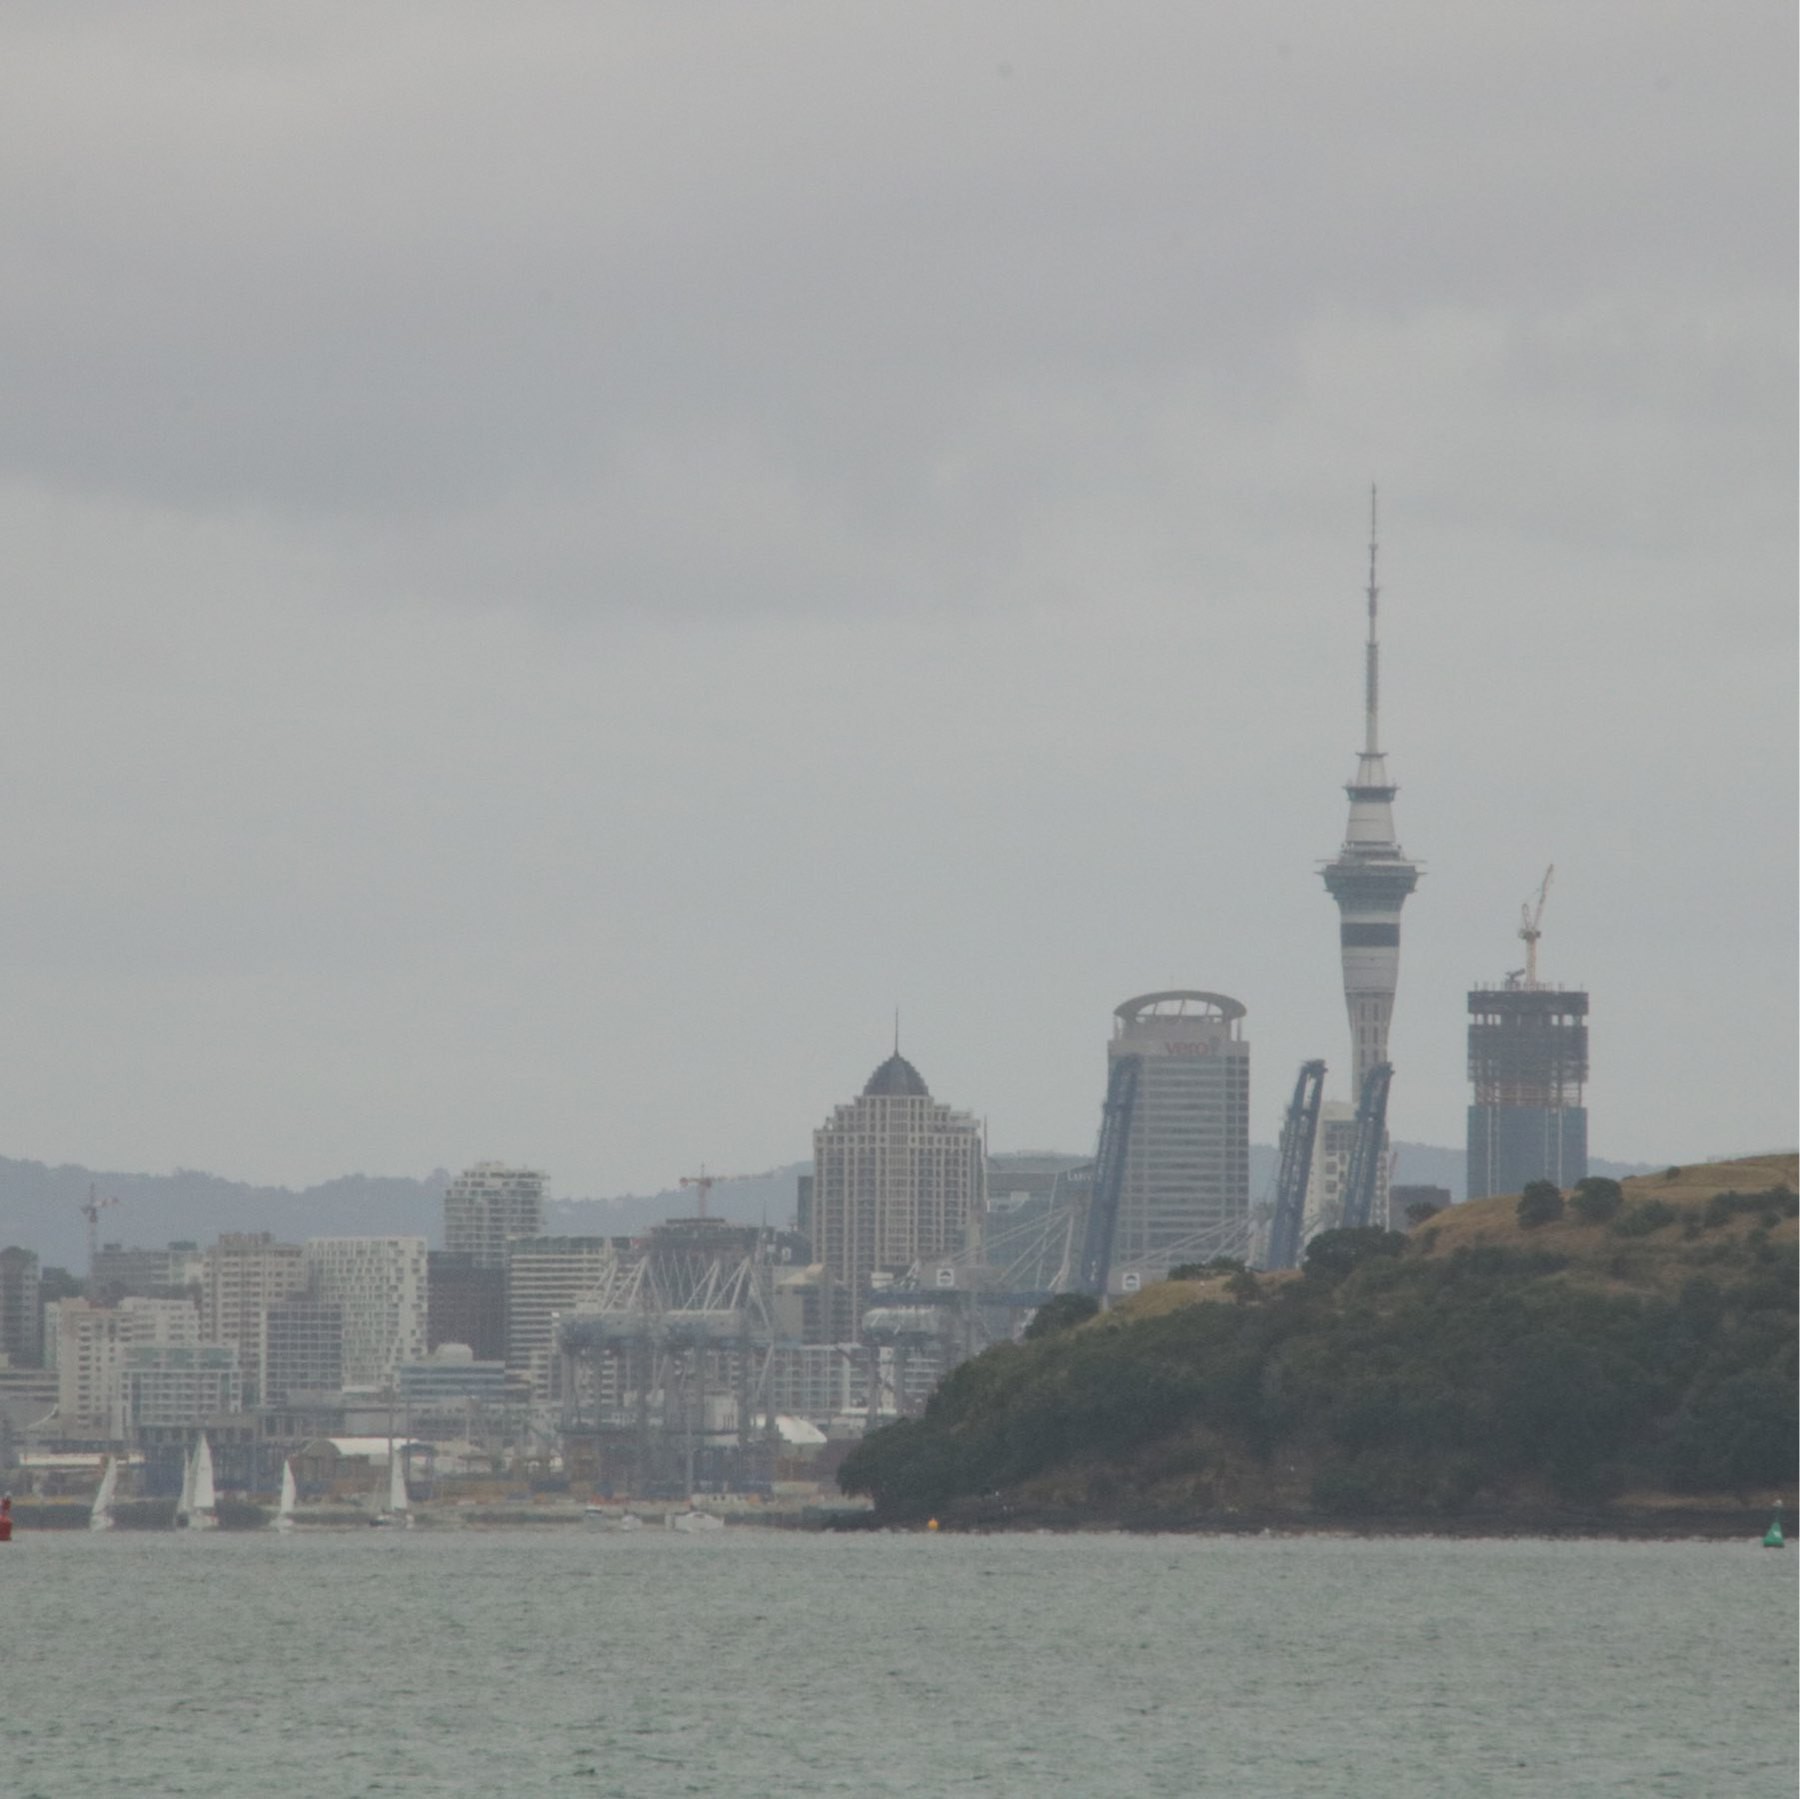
[[1318, 492, 1419, 1230]]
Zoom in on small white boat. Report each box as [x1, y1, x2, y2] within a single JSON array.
[[668, 1509, 725, 1534], [584, 1505, 645, 1531], [89, 1456, 118, 1532], [179, 1435, 218, 1531], [274, 1459, 298, 1533], [371, 1443, 413, 1528]]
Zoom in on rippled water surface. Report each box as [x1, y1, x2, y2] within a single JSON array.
[[2, 1529, 1793, 1796]]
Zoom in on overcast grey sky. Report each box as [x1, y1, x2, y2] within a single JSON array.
[[1, 2, 1792, 1197]]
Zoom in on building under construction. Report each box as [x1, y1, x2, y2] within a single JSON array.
[[1466, 870, 1589, 1199]]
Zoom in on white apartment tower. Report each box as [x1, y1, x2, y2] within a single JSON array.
[[202, 1233, 307, 1404], [303, 1237, 427, 1389], [445, 1163, 548, 1268], [811, 1052, 986, 1340], [504, 1237, 617, 1400]]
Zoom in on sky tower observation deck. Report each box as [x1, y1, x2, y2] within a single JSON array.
[[1320, 492, 1421, 1100]]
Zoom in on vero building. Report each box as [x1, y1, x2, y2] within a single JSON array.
[[811, 1052, 986, 1340]]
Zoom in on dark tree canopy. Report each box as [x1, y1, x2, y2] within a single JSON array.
[[1518, 1182, 1566, 1228]]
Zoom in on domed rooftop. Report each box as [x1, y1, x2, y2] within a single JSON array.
[[862, 1052, 930, 1098]]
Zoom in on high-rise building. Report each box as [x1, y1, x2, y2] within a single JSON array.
[[811, 1052, 985, 1339], [0, 1246, 42, 1368], [1105, 992, 1251, 1280], [261, 1297, 345, 1404], [53, 1296, 202, 1439], [1466, 986, 1589, 1198], [427, 1251, 507, 1361], [1320, 493, 1420, 1109], [504, 1237, 618, 1400], [303, 1238, 428, 1389], [202, 1233, 307, 1404], [445, 1164, 547, 1268]]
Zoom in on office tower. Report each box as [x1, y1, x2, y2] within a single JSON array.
[[504, 1236, 618, 1399], [261, 1297, 345, 1404], [0, 1246, 42, 1368], [303, 1238, 428, 1389], [811, 1051, 985, 1339], [202, 1233, 307, 1404], [1320, 493, 1420, 1103], [1104, 992, 1251, 1281], [445, 1163, 547, 1267], [427, 1251, 507, 1360], [1466, 988, 1590, 1198]]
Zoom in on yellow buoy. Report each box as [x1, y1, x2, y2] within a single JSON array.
[[927, 1517, 939, 1531]]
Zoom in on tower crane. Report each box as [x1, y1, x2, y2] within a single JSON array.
[[1519, 864, 1554, 989], [679, 1167, 745, 1220], [79, 1183, 119, 1274]]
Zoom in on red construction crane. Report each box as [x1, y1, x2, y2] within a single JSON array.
[[79, 1183, 119, 1274], [678, 1167, 744, 1220]]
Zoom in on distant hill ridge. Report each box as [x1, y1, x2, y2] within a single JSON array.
[[0, 1141, 1659, 1268]]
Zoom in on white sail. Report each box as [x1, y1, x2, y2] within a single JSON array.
[[189, 1435, 218, 1529], [387, 1444, 410, 1518], [89, 1456, 118, 1532], [176, 1440, 198, 1523], [275, 1459, 298, 1532]]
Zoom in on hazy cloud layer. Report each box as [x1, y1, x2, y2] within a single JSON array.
[[0, 2, 1792, 1196]]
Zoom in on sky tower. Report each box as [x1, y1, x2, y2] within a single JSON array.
[[1321, 489, 1421, 1102]]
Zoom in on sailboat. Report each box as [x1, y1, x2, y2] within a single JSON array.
[[372, 1443, 412, 1528], [178, 1434, 218, 1531], [274, 1458, 298, 1533], [89, 1456, 118, 1532]]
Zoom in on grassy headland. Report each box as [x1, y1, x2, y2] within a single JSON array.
[[839, 1155, 1798, 1533]]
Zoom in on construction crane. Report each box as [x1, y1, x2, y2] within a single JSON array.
[[79, 1184, 119, 1274], [679, 1167, 745, 1220], [1265, 1060, 1326, 1271], [1518, 864, 1554, 989], [1076, 1054, 1142, 1296], [1338, 1063, 1394, 1232]]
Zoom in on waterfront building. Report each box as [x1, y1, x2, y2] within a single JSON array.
[[0, 1246, 42, 1368], [302, 1237, 428, 1389], [260, 1296, 345, 1404], [445, 1163, 547, 1268], [202, 1233, 307, 1404], [118, 1343, 240, 1439], [1104, 992, 1251, 1280], [811, 1052, 986, 1340]]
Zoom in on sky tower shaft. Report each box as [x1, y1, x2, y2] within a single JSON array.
[[1321, 489, 1421, 1100]]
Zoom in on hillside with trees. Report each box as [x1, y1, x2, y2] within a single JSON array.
[[840, 1156, 1798, 1533]]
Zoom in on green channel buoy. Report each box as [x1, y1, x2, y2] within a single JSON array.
[[1762, 1514, 1784, 1548]]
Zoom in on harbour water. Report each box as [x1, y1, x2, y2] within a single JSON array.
[[2, 1530, 1793, 1796]]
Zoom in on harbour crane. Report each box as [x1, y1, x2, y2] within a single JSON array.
[[1518, 865, 1554, 989], [1265, 1060, 1326, 1271], [79, 1184, 119, 1274]]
